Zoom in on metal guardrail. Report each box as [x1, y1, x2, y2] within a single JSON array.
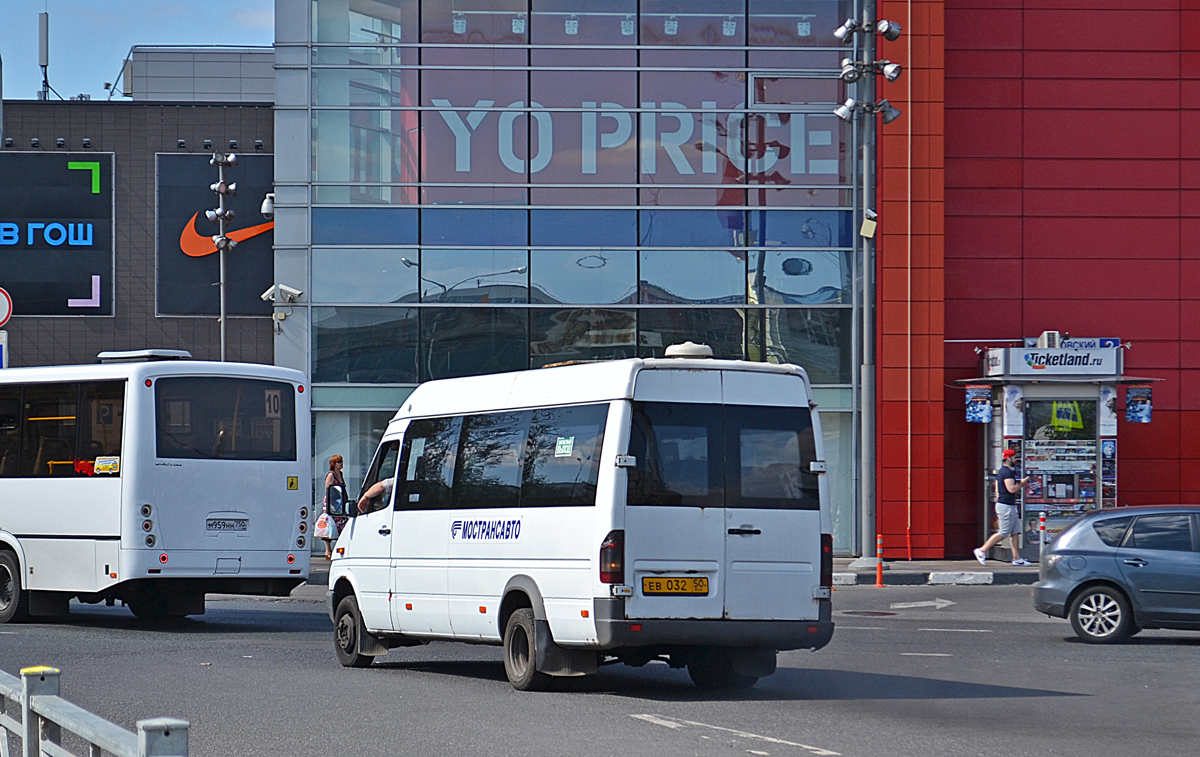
[[0, 667, 188, 757]]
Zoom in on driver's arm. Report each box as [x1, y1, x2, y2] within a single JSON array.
[[357, 481, 385, 513]]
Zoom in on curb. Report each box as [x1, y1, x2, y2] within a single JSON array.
[[833, 571, 1037, 586]]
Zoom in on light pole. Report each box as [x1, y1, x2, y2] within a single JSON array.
[[833, 10, 903, 565], [207, 152, 239, 361], [400, 257, 527, 301]]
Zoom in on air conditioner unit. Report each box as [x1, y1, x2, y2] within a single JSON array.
[[1036, 331, 1061, 349]]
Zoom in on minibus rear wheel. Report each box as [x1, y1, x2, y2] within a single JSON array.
[[0, 551, 29, 624], [503, 609, 552, 691], [334, 595, 375, 668]]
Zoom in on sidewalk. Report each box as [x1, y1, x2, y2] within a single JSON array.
[[833, 557, 1039, 586]]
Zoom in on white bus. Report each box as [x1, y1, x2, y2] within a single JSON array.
[[328, 344, 833, 690], [0, 351, 312, 622]]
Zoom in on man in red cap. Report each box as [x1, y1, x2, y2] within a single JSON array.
[[974, 448, 1031, 566]]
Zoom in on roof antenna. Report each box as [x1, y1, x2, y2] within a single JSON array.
[[38, 12, 61, 101]]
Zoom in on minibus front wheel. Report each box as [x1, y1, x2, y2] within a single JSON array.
[[334, 595, 375, 668]]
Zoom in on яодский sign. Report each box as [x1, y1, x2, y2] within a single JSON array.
[[0, 153, 114, 315]]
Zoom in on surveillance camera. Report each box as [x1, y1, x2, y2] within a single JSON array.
[[260, 286, 277, 303], [261, 284, 303, 304], [277, 284, 302, 302], [260, 192, 275, 220]]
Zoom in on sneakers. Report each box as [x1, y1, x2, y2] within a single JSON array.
[[973, 548, 987, 566], [1012, 558, 1032, 567]]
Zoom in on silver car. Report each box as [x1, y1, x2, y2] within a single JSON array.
[[1033, 506, 1200, 643]]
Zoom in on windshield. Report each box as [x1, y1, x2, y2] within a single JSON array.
[[155, 377, 297, 461]]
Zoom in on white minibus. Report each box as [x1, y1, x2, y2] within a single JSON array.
[[328, 344, 833, 690], [0, 351, 311, 622]]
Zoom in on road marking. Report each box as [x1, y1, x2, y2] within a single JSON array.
[[918, 628, 992, 633], [890, 598, 955, 610], [748, 751, 771, 755], [631, 714, 840, 755], [0, 631, 17, 635], [900, 653, 952, 657]]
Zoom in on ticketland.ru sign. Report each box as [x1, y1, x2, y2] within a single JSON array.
[[987, 348, 1121, 377]]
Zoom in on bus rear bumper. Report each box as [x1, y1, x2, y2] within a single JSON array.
[[592, 598, 834, 651]]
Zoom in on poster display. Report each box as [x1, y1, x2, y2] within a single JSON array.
[[1022, 399, 1098, 512], [965, 385, 992, 423], [1102, 438, 1117, 507], [1003, 385, 1024, 438], [1125, 384, 1152, 423], [1099, 385, 1117, 436]]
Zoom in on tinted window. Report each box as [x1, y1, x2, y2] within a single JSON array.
[[21, 384, 80, 477], [1092, 516, 1133, 548], [627, 402, 723, 508], [78, 382, 124, 464], [397, 417, 460, 511], [0, 387, 21, 478], [360, 440, 400, 514], [1128, 515, 1194, 552], [454, 411, 530, 509], [522, 404, 608, 508], [726, 405, 819, 510], [155, 377, 297, 461]]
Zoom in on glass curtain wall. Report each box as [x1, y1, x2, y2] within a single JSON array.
[[304, 0, 861, 550]]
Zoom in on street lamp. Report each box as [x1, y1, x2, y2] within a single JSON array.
[[207, 151, 239, 361], [831, 13, 904, 567]]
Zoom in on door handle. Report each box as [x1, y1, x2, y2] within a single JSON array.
[[378, 527, 392, 536], [728, 528, 761, 535], [1123, 558, 1147, 567]]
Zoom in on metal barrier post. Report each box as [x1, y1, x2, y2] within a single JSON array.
[[136, 719, 188, 757], [1039, 513, 1047, 560], [20, 667, 59, 757]]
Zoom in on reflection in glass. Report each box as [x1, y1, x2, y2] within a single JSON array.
[[422, 0, 529, 44], [640, 209, 744, 247], [530, 0, 638, 46], [313, 0, 413, 44], [640, 251, 746, 304], [748, 210, 853, 248], [421, 208, 527, 246], [418, 250, 529, 303], [312, 307, 419, 384], [531, 250, 636, 305], [531, 210, 636, 247], [312, 208, 418, 246], [749, 0, 853, 47], [638, 308, 745, 360], [422, 308, 529, 380], [523, 403, 609, 507], [312, 249, 420, 304], [312, 68, 417, 108], [748, 250, 850, 304], [312, 109, 418, 204], [530, 309, 637, 367], [821, 412, 855, 553], [747, 307, 851, 383], [313, 410, 395, 502], [456, 411, 529, 509], [640, 0, 745, 46]]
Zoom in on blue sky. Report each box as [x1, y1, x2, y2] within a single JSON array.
[[0, 1, 274, 101]]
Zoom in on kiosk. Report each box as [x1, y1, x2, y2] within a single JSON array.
[[959, 333, 1155, 562]]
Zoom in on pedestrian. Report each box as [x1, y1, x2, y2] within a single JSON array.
[[316, 455, 346, 560], [974, 448, 1032, 567]]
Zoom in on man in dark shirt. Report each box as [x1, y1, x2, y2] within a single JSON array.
[[974, 448, 1031, 566]]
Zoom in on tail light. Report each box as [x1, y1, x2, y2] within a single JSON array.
[[820, 533, 833, 589], [599, 530, 624, 584]]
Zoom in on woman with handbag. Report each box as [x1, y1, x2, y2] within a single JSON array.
[[316, 455, 346, 560]]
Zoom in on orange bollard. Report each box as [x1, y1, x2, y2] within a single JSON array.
[[874, 534, 885, 588]]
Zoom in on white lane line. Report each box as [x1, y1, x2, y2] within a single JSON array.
[[900, 652, 952, 657], [918, 628, 992, 633], [631, 714, 840, 756]]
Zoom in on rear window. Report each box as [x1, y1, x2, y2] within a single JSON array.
[[1092, 516, 1132, 547], [155, 377, 297, 461], [627, 402, 819, 510]]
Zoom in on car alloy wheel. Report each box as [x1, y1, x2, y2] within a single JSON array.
[[1070, 586, 1131, 644]]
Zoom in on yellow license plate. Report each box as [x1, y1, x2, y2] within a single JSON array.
[[641, 576, 709, 596]]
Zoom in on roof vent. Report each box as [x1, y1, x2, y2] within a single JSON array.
[[97, 349, 193, 363], [664, 341, 713, 359]]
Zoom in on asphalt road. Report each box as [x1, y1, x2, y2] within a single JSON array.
[[2, 585, 1198, 757]]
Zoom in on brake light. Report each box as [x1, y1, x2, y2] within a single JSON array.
[[820, 533, 833, 589], [599, 530, 624, 584]]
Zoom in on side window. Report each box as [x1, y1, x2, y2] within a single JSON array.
[[1092, 516, 1133, 547], [454, 411, 530, 509], [522, 404, 608, 508], [78, 382, 125, 473], [0, 386, 21, 478], [20, 383, 80, 477], [396, 416, 461, 510], [1127, 515, 1194, 552], [359, 440, 400, 514], [725, 405, 820, 510], [627, 402, 723, 508]]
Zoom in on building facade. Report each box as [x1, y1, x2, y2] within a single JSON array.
[[273, 0, 869, 546]]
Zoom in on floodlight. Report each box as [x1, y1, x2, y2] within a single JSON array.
[[621, 15, 635, 35], [833, 18, 859, 43], [255, 139, 264, 150], [177, 138, 186, 149], [226, 153, 238, 166], [401, 257, 417, 268], [833, 98, 857, 122], [56, 138, 65, 148], [840, 58, 861, 83], [203, 139, 213, 150], [3, 138, 12, 148], [31, 138, 40, 148], [565, 15, 579, 35], [723, 17, 737, 37], [877, 19, 901, 41], [883, 62, 902, 82], [453, 13, 466, 34], [205, 209, 219, 223], [796, 20, 811, 37], [664, 15, 678, 35], [82, 138, 92, 148], [877, 99, 902, 124], [512, 15, 525, 34]]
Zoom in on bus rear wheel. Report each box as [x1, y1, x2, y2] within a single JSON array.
[[334, 596, 375, 668], [503, 609, 552, 691], [0, 552, 29, 624]]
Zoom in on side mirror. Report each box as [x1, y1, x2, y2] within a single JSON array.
[[326, 484, 347, 516]]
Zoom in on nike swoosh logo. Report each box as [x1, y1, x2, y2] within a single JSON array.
[[179, 212, 275, 257]]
